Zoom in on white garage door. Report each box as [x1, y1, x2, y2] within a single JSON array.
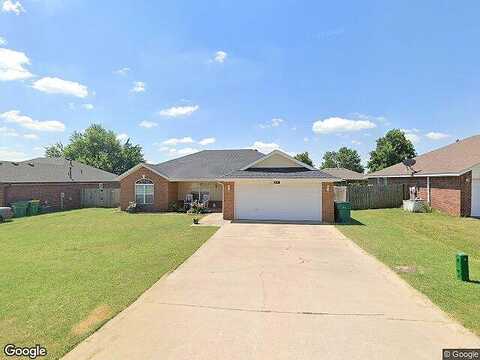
[[235, 181, 322, 221], [472, 179, 480, 217]]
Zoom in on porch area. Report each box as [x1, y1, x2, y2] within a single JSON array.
[[174, 181, 223, 212]]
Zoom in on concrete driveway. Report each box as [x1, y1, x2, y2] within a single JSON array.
[[63, 223, 479, 360]]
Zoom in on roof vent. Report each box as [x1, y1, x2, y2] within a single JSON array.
[[456, 139, 460, 143], [28, 162, 34, 167], [11, 162, 19, 166]]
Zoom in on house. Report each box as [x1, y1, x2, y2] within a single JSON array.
[[322, 168, 366, 184], [118, 149, 339, 222], [0, 157, 119, 211], [367, 135, 480, 217]]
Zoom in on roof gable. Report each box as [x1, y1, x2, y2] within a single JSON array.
[[241, 150, 315, 171]]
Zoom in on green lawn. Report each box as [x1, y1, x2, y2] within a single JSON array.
[[336, 209, 480, 334], [0, 209, 218, 359]]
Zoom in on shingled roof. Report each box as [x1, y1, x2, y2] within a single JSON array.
[[322, 168, 365, 181], [0, 157, 118, 183], [148, 149, 265, 180], [368, 135, 480, 177]]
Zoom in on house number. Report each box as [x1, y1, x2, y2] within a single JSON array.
[[273, 181, 280, 184]]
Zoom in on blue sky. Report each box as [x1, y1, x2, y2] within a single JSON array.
[[1, 0, 480, 167]]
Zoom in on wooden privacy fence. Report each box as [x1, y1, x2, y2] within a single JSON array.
[[81, 188, 120, 208], [343, 184, 405, 210]]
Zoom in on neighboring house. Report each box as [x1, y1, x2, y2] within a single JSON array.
[[0, 158, 119, 211], [322, 168, 366, 184], [119, 149, 339, 222], [367, 135, 480, 217]]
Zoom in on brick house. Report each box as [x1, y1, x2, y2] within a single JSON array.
[[0, 158, 119, 211], [118, 149, 338, 223], [367, 135, 480, 217]]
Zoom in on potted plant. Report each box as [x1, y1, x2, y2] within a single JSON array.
[[192, 216, 199, 224]]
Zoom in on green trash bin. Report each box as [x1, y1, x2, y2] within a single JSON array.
[[335, 202, 352, 224], [456, 252, 469, 281], [27, 200, 40, 216], [11, 201, 29, 218]]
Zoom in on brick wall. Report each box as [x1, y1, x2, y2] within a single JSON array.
[[2, 182, 118, 211], [460, 172, 472, 217], [368, 174, 472, 217], [222, 182, 235, 220], [0, 184, 5, 207], [322, 182, 335, 223], [120, 166, 176, 211]]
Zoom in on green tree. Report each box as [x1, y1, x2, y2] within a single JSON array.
[[367, 129, 416, 172], [44, 142, 64, 158], [294, 151, 314, 167], [44, 124, 145, 175], [321, 147, 364, 173]]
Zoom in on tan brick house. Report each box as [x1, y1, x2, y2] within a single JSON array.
[[0, 158, 119, 211], [118, 149, 338, 223], [367, 135, 480, 217]]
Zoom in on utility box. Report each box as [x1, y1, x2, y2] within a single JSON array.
[[456, 253, 469, 281]]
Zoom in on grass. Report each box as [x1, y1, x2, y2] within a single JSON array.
[[0, 209, 218, 359], [336, 208, 480, 334]]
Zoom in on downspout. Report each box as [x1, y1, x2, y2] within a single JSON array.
[[217, 182, 225, 215], [427, 176, 431, 204]]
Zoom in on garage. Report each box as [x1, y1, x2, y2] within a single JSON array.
[[235, 181, 322, 221], [472, 179, 480, 217]]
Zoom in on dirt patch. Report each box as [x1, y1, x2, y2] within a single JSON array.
[[71, 305, 112, 336]]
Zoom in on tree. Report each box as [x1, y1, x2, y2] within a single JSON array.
[[294, 151, 314, 167], [44, 142, 64, 158], [44, 124, 145, 175], [320, 147, 364, 173], [367, 129, 416, 172]]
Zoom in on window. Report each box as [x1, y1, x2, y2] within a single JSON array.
[[135, 179, 154, 204]]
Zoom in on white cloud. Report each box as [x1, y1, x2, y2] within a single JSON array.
[[116, 133, 129, 143], [0, 36, 7, 46], [312, 117, 376, 134], [213, 50, 227, 63], [351, 140, 362, 145], [114, 67, 130, 76], [303, 137, 309, 143], [251, 141, 280, 154], [0, 47, 33, 81], [259, 118, 284, 129], [82, 103, 94, 110], [139, 120, 158, 128], [198, 137, 216, 146], [163, 137, 194, 146], [354, 113, 390, 125], [401, 129, 421, 144], [131, 81, 145, 93], [426, 132, 450, 140], [1, 110, 65, 132], [0, 147, 27, 161], [23, 133, 38, 140], [158, 105, 199, 117], [32, 77, 88, 98], [160, 147, 199, 157], [2, 0, 25, 15]]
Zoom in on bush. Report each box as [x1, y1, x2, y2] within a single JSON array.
[[126, 202, 139, 213], [168, 201, 182, 212], [187, 201, 207, 215]]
